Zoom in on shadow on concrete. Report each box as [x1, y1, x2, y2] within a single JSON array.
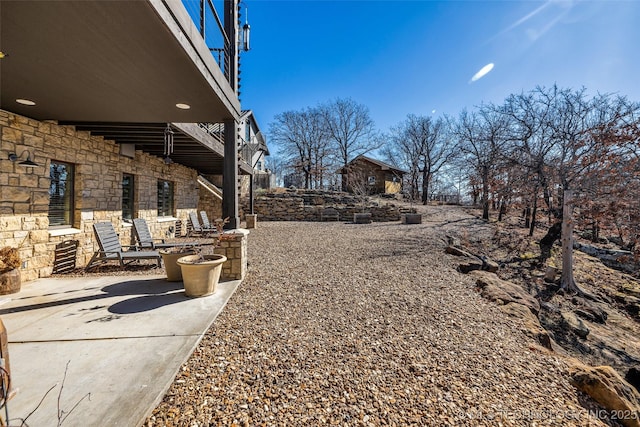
[[0, 278, 185, 315], [108, 292, 188, 314]]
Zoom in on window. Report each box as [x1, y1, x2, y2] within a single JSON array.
[[157, 180, 174, 217], [49, 161, 75, 227], [368, 175, 376, 186], [122, 173, 134, 221]]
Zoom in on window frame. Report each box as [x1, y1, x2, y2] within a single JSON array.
[[122, 173, 135, 222], [48, 160, 75, 228], [157, 179, 174, 218]]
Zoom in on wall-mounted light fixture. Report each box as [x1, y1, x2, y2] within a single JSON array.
[[242, 8, 251, 52], [9, 150, 38, 167]]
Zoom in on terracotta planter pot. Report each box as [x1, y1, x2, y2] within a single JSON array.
[[160, 249, 196, 282], [0, 268, 21, 295], [177, 254, 227, 297]]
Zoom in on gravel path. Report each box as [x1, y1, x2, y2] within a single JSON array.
[[148, 206, 607, 426]]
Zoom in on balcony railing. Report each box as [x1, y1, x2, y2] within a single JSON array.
[[182, 0, 231, 81], [198, 123, 265, 168]]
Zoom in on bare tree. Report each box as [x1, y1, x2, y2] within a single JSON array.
[[538, 85, 640, 292], [265, 153, 286, 187], [385, 114, 456, 204], [321, 98, 379, 191], [452, 106, 510, 220], [269, 107, 329, 189]]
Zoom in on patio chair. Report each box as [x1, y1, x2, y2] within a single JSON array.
[[199, 211, 217, 230], [187, 211, 217, 237], [132, 218, 201, 250], [86, 222, 162, 270]]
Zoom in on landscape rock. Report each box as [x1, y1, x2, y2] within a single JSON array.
[[445, 245, 473, 258], [544, 266, 559, 282], [458, 259, 483, 274], [471, 270, 540, 315], [483, 258, 500, 273], [499, 302, 553, 350], [458, 256, 500, 274], [561, 311, 590, 339], [568, 361, 640, 427], [627, 367, 640, 393], [571, 297, 608, 324]]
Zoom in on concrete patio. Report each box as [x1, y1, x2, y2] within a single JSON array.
[[0, 274, 241, 426]]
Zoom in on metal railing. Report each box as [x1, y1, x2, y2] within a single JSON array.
[[199, 123, 266, 168], [182, 0, 231, 80]]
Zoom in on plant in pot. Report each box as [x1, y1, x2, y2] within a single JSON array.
[[0, 247, 22, 295], [159, 245, 198, 282], [177, 217, 229, 297]]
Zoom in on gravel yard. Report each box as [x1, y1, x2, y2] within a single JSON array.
[[147, 206, 608, 426]]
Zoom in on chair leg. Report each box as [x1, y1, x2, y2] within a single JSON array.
[[85, 254, 99, 271]]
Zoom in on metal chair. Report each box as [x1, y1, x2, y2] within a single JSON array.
[[132, 218, 200, 250]]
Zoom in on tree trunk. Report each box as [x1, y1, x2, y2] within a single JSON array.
[[421, 170, 431, 205], [543, 185, 553, 224], [481, 170, 489, 220], [497, 199, 505, 222], [529, 197, 538, 237], [561, 189, 579, 292], [341, 162, 349, 192], [539, 222, 562, 263], [524, 207, 531, 229]]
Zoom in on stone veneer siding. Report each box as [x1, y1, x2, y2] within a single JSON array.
[[0, 110, 216, 283], [241, 190, 402, 222], [215, 229, 248, 280]]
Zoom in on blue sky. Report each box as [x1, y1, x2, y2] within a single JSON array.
[[239, 0, 640, 134]]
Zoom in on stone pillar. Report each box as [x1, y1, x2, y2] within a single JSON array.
[[215, 229, 249, 280], [246, 213, 257, 229]]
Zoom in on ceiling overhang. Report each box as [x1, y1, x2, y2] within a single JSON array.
[[0, 0, 246, 176], [0, 0, 240, 123]]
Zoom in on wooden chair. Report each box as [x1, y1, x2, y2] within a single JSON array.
[[132, 218, 200, 250], [86, 222, 162, 270]]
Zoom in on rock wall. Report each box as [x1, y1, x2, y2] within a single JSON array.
[[242, 190, 402, 222], [0, 110, 214, 282]]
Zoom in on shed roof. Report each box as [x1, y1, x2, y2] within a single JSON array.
[[338, 155, 408, 175]]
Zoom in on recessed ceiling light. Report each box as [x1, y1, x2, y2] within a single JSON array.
[[16, 98, 36, 106], [176, 103, 191, 110]]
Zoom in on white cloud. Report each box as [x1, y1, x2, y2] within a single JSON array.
[[470, 63, 495, 83]]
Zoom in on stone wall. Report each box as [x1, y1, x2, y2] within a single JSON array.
[[241, 189, 402, 222], [215, 229, 248, 280], [0, 110, 219, 282]]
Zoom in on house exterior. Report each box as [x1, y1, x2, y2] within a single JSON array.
[[0, 1, 251, 282], [239, 110, 272, 191], [338, 156, 407, 195]]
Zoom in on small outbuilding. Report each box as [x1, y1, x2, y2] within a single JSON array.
[[338, 155, 407, 195]]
